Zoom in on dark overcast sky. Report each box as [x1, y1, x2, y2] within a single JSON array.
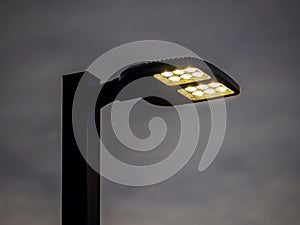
[[0, 0, 300, 224]]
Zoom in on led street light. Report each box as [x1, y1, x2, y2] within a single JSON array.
[[118, 57, 240, 105]]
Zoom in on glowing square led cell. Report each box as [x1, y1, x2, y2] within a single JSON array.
[[216, 87, 227, 92], [192, 91, 203, 96], [204, 89, 216, 94], [180, 74, 192, 80], [185, 86, 197, 92], [173, 70, 184, 75], [177, 82, 235, 101], [198, 84, 208, 90], [168, 76, 180, 81], [192, 71, 204, 77], [185, 67, 197, 73], [161, 71, 173, 77], [153, 66, 211, 86], [208, 82, 220, 88]]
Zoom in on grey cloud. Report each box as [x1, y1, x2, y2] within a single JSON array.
[[0, 0, 300, 224]]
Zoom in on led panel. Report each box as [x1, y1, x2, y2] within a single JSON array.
[[154, 67, 210, 86], [178, 81, 234, 101]]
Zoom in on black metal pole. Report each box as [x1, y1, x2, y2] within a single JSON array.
[[62, 72, 100, 225], [62, 71, 120, 225]]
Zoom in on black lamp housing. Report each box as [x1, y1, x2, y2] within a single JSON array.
[[98, 57, 240, 107]]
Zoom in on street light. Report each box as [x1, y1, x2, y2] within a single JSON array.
[[118, 57, 239, 105], [62, 57, 240, 225]]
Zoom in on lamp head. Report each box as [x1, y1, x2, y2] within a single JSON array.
[[117, 57, 240, 106]]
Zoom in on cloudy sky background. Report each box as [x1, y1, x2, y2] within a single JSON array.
[[1, 0, 300, 224]]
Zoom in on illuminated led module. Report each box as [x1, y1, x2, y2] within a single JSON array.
[[154, 67, 211, 86], [178, 82, 234, 101]]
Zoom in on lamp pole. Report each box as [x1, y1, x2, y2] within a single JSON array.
[[62, 72, 100, 225]]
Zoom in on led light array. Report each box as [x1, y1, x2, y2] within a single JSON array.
[[154, 67, 210, 86], [178, 82, 234, 101]]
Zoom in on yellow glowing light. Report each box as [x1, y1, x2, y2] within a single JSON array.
[[178, 82, 234, 101], [168, 76, 180, 81], [197, 84, 208, 90], [208, 82, 220, 88], [161, 71, 173, 77], [216, 87, 227, 92], [192, 91, 204, 96], [173, 70, 185, 75], [154, 67, 210, 86], [185, 67, 197, 73], [185, 86, 197, 92], [180, 74, 192, 80], [204, 89, 216, 95], [192, 71, 205, 78]]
